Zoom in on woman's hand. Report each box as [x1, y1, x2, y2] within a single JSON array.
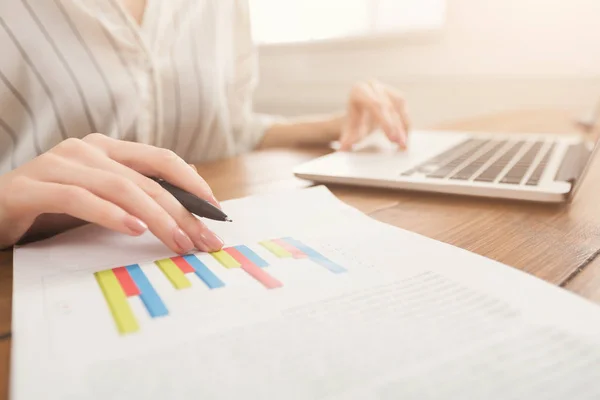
[[340, 80, 410, 151], [258, 79, 410, 151], [0, 134, 224, 253]]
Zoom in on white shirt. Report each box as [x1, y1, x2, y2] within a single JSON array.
[[0, 0, 276, 174]]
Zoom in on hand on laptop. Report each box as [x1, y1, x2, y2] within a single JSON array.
[[258, 80, 410, 151], [0, 134, 223, 253], [339, 80, 411, 151]]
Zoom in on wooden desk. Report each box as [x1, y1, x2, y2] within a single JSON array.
[[0, 109, 599, 398]]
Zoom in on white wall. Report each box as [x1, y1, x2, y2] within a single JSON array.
[[254, 0, 600, 127]]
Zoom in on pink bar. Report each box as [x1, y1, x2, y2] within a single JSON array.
[[113, 266, 141, 297], [272, 239, 307, 259], [224, 247, 252, 266], [241, 263, 283, 290], [171, 256, 195, 274]]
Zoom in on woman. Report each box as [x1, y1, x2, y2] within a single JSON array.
[[0, 0, 410, 253]]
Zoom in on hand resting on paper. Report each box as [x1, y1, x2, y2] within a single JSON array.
[[0, 134, 223, 254]]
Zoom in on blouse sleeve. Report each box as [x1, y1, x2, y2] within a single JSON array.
[[227, 0, 284, 154]]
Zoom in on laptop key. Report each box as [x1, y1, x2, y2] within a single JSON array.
[[526, 143, 556, 186], [426, 168, 454, 179], [450, 141, 506, 180], [500, 141, 544, 184], [474, 141, 525, 182], [400, 139, 477, 177], [426, 140, 489, 179]]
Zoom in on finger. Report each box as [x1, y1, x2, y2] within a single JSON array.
[[38, 156, 200, 254], [368, 81, 407, 148], [12, 178, 148, 237], [353, 83, 402, 146], [83, 134, 221, 209], [50, 143, 222, 252], [390, 110, 408, 150], [78, 136, 223, 251], [344, 84, 381, 149], [340, 105, 360, 151], [340, 109, 371, 151], [98, 158, 221, 252], [385, 86, 411, 139]]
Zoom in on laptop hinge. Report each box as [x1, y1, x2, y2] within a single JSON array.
[[555, 142, 592, 198]]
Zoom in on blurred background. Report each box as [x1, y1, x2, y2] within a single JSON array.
[[249, 0, 600, 128]]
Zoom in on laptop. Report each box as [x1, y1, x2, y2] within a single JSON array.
[[293, 129, 599, 203]]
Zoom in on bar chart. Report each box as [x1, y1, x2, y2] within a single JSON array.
[[94, 237, 346, 335]]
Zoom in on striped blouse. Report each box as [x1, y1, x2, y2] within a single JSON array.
[[0, 0, 277, 174]]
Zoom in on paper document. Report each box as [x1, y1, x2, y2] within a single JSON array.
[[12, 186, 600, 399]]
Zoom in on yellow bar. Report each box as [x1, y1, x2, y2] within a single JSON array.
[[211, 250, 241, 268], [259, 240, 292, 258], [155, 259, 192, 289], [95, 270, 139, 335]]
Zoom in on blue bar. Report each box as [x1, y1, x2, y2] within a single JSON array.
[[183, 255, 225, 289], [235, 245, 269, 268], [281, 238, 347, 274], [125, 264, 169, 318], [311, 257, 347, 274]]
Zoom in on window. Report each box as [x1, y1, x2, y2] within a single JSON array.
[[249, 0, 446, 45]]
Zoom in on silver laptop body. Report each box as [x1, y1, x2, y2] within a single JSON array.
[[294, 130, 598, 203]]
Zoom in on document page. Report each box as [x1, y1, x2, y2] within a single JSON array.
[[12, 186, 600, 399]]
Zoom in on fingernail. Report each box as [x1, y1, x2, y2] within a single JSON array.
[[191, 237, 210, 253], [398, 139, 407, 150], [392, 127, 404, 145], [124, 215, 148, 235], [173, 227, 194, 254], [401, 135, 408, 149], [189, 164, 197, 173], [200, 231, 224, 252]]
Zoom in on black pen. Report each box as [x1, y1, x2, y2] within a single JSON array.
[[150, 177, 232, 222]]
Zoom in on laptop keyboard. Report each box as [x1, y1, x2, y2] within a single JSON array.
[[450, 141, 507, 180], [499, 141, 544, 184], [525, 143, 555, 185], [473, 141, 524, 182], [401, 139, 554, 185]]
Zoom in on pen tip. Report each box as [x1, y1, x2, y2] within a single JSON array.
[[225, 217, 233, 222]]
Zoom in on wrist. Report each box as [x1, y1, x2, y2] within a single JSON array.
[[260, 112, 346, 149], [322, 112, 345, 143]]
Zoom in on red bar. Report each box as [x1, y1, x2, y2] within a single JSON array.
[[171, 256, 195, 274], [224, 247, 252, 266], [113, 266, 141, 297], [272, 239, 307, 259], [241, 263, 283, 289]]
